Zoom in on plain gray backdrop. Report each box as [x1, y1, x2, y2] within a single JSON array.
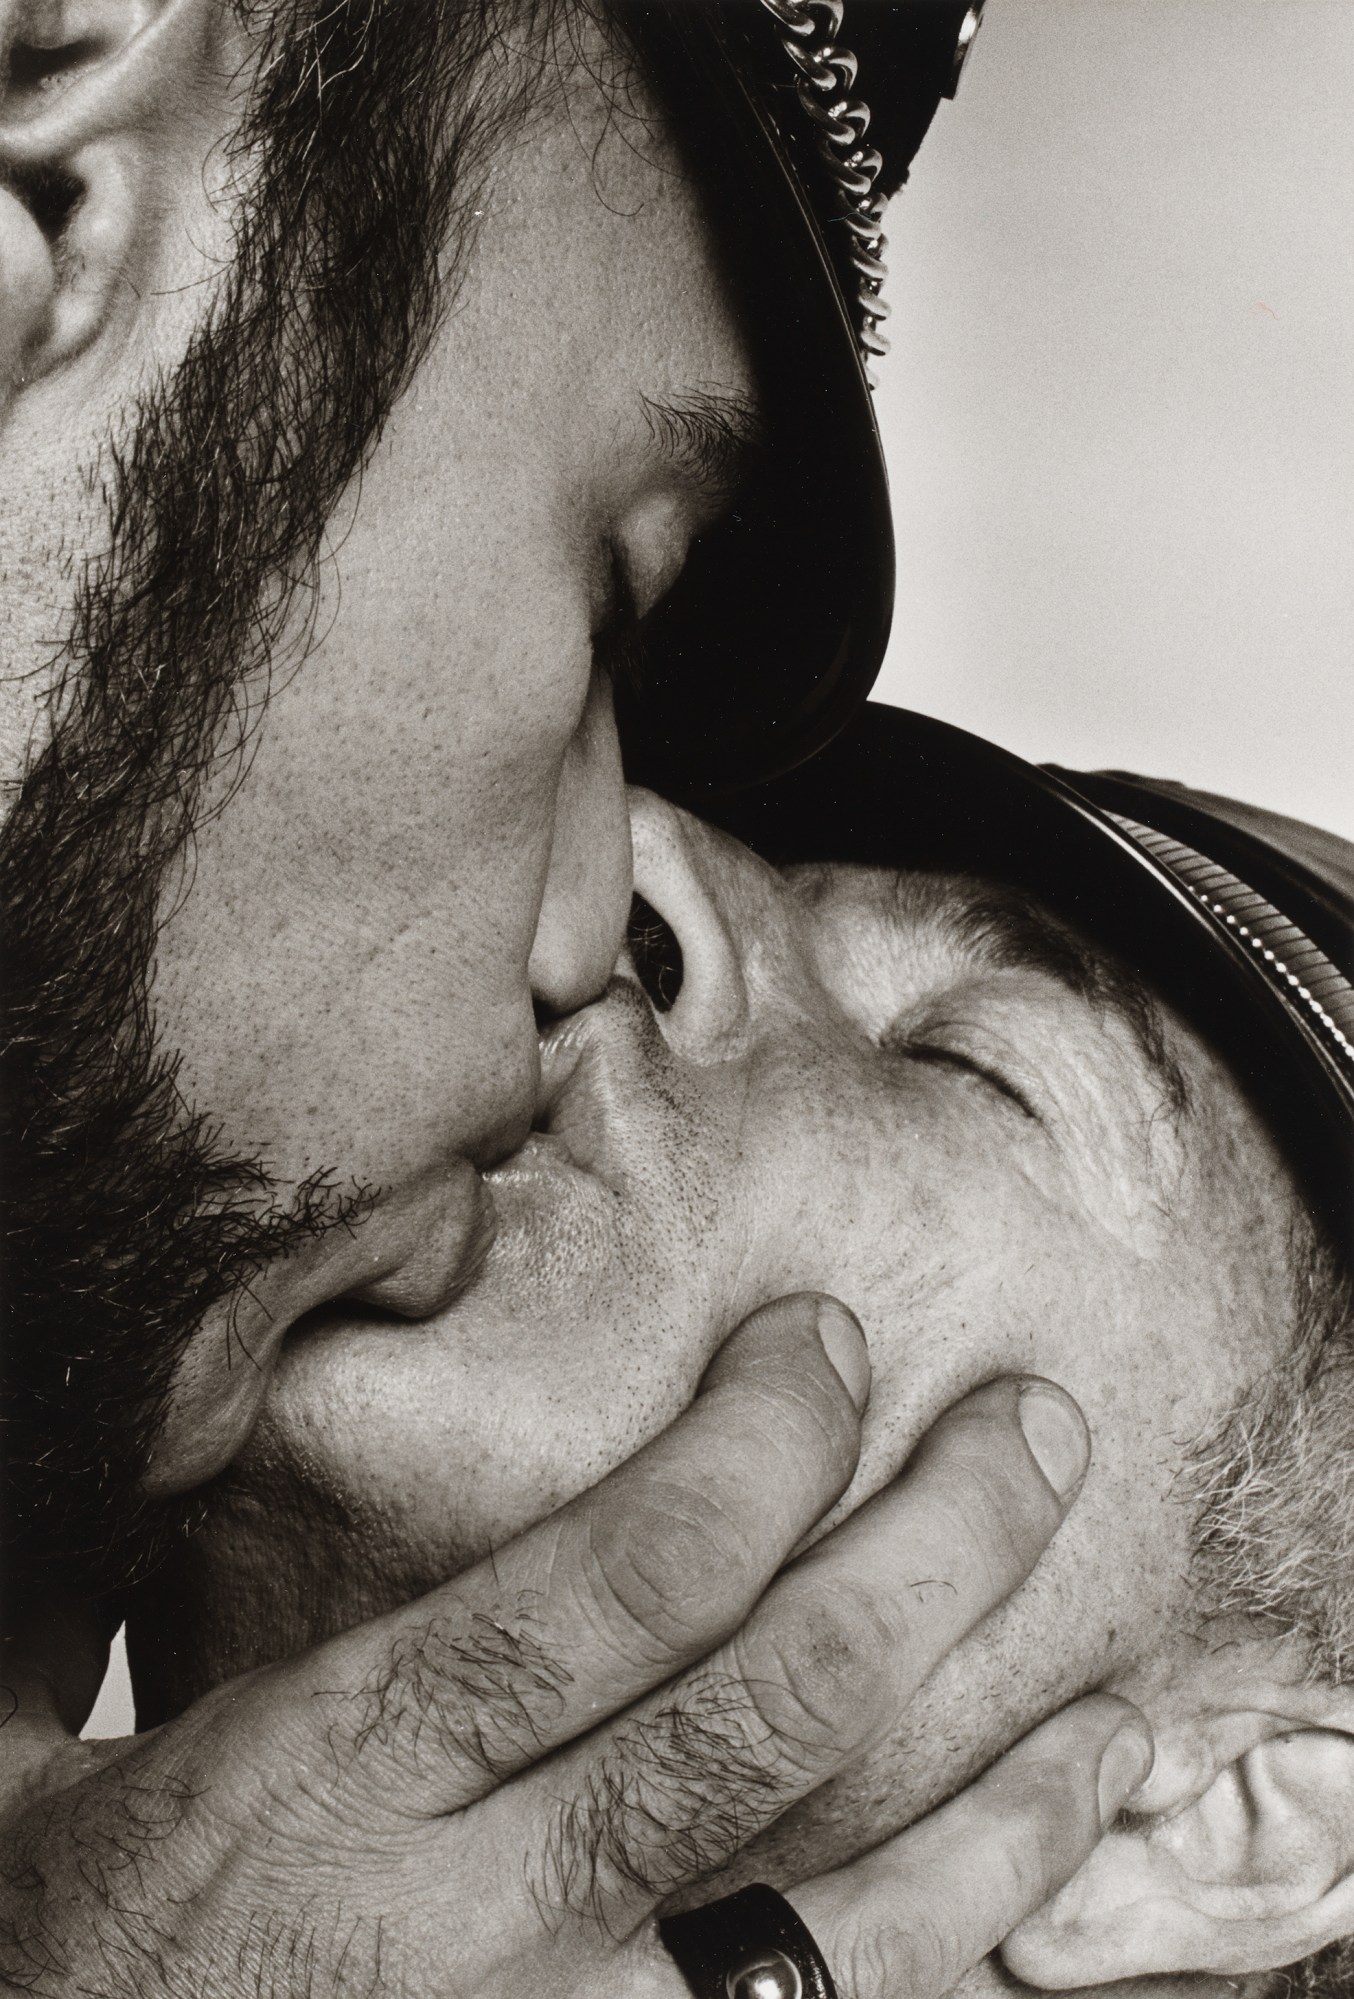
[[874, 0, 1352, 838]]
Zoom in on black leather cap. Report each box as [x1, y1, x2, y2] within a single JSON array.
[[849, 2, 984, 197], [616, 3, 984, 794], [712, 703, 1354, 1251]]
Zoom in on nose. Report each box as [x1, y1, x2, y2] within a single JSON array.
[[628, 787, 750, 1061], [529, 672, 633, 1016]]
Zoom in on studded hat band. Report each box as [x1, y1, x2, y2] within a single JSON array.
[[1102, 811, 1354, 1081]]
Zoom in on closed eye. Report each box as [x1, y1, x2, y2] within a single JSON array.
[[896, 1041, 1041, 1123]]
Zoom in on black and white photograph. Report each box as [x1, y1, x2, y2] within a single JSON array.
[[1, 3, 1350, 1994]]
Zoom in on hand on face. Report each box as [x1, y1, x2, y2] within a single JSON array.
[[2, 1300, 1149, 1999], [205, 786, 1291, 1654], [141, 785, 1354, 1987]]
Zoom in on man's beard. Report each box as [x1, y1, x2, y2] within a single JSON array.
[[0, 0, 569, 1600]]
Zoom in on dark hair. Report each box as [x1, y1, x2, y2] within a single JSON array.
[[0, 0, 577, 1596]]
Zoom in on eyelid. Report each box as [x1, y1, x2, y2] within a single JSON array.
[[892, 1038, 1042, 1123], [640, 389, 765, 514]]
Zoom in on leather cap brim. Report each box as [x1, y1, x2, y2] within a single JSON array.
[[616, 5, 983, 793]]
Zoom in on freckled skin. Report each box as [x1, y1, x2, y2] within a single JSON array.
[[128, 800, 1299, 1902]]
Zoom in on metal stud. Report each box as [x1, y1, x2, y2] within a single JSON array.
[[726, 1950, 805, 1999], [1103, 807, 1354, 1077], [947, 4, 986, 97], [762, 0, 814, 36], [805, 0, 845, 36]]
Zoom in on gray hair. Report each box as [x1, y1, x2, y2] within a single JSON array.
[[1186, 1213, 1354, 1997], [1189, 1218, 1354, 1684]]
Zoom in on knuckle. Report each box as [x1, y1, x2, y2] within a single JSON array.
[[984, 1823, 1052, 1920], [737, 1576, 891, 1770], [729, 1351, 858, 1468], [985, 1756, 1097, 1897], [927, 1454, 1052, 1600], [959, 1415, 1062, 1543], [330, 1603, 569, 1790], [534, 1675, 782, 1927], [838, 1910, 960, 1999], [579, 1480, 760, 1661]]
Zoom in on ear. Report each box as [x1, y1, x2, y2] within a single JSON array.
[[0, 0, 236, 415], [1002, 1706, 1354, 1987]]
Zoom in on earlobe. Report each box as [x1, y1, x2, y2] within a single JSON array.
[[1002, 1718, 1354, 1987]]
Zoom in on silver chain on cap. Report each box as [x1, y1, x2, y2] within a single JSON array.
[[756, 1, 984, 387], [757, 0, 891, 382]]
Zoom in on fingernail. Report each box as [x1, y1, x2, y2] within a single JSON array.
[[816, 1299, 871, 1412], [1017, 1381, 1090, 1499], [1098, 1722, 1154, 1827]]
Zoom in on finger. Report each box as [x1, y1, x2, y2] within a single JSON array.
[[280, 1293, 869, 1813], [770, 1372, 1093, 1685], [792, 1694, 1154, 1999], [497, 1376, 1090, 1933]]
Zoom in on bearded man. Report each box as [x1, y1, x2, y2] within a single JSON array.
[[0, 2, 1155, 1994]]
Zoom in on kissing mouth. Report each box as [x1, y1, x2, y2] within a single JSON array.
[[494, 975, 662, 1196]]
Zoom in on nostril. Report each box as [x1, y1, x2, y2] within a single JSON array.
[[626, 892, 683, 1012], [628, 789, 750, 1057]]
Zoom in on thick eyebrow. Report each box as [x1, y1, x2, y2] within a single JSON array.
[[884, 872, 1193, 1124], [639, 387, 766, 511], [948, 881, 1193, 1123]]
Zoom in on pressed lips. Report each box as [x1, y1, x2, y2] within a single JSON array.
[[489, 975, 663, 1199]]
